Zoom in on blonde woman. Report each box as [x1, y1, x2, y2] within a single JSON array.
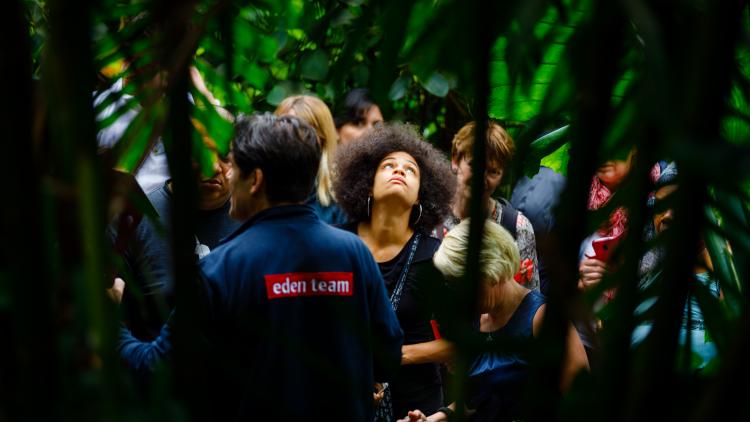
[[400, 219, 587, 422], [275, 95, 347, 224]]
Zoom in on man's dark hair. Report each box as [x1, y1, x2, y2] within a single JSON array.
[[334, 123, 456, 231], [232, 113, 321, 203], [334, 88, 377, 129]]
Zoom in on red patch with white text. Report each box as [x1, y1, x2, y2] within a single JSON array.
[[265, 272, 354, 299]]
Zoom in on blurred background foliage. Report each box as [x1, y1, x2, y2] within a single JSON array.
[[3, 0, 750, 420]]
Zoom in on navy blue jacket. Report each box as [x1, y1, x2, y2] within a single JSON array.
[[119, 204, 403, 420]]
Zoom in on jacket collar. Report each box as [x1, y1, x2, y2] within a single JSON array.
[[220, 204, 318, 245]]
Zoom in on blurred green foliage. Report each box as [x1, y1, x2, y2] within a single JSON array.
[[5, 0, 750, 420]]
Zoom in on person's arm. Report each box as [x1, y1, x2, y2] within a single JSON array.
[[515, 213, 540, 290], [117, 313, 174, 374], [401, 261, 457, 365], [397, 403, 456, 422], [532, 305, 589, 391], [190, 66, 233, 122], [109, 276, 173, 373], [116, 266, 218, 375], [401, 339, 454, 365]]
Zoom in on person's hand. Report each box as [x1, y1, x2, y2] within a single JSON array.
[[578, 258, 607, 290], [107, 277, 125, 305], [373, 383, 385, 406], [514, 258, 535, 285], [397, 409, 450, 422], [397, 410, 428, 422]]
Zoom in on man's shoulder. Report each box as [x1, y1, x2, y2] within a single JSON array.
[[515, 209, 534, 232], [145, 184, 171, 217]]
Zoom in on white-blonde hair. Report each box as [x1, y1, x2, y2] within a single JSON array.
[[275, 95, 339, 206], [433, 219, 519, 286]]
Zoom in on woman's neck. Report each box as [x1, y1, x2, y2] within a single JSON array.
[[358, 201, 414, 262], [452, 193, 495, 220], [484, 281, 529, 330]]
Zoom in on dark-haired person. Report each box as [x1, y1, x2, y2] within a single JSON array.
[[334, 123, 457, 420], [275, 95, 348, 224], [115, 154, 241, 340], [334, 88, 384, 144], [117, 113, 403, 421], [575, 148, 636, 362], [633, 162, 721, 373], [442, 121, 540, 291]]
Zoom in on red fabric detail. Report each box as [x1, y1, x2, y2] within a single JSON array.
[[430, 320, 442, 340], [265, 272, 354, 299], [514, 258, 534, 285], [588, 176, 628, 238]]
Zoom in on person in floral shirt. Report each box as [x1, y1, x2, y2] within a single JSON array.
[[440, 121, 540, 291]]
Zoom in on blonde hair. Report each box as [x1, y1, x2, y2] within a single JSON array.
[[451, 121, 515, 169], [433, 219, 520, 286], [275, 95, 339, 206]]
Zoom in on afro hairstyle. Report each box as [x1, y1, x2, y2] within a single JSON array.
[[334, 122, 456, 232]]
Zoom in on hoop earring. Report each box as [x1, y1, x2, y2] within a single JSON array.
[[367, 196, 372, 218], [414, 204, 423, 225]]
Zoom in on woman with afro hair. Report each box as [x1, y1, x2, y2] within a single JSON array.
[[335, 123, 457, 420]]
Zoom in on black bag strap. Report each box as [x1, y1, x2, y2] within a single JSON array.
[[390, 233, 422, 311], [497, 198, 519, 239]]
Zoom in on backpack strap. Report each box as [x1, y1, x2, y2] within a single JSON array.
[[497, 198, 519, 239]]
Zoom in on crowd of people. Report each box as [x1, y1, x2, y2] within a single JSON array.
[[102, 79, 718, 421]]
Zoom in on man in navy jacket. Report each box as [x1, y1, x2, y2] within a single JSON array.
[[118, 113, 403, 420]]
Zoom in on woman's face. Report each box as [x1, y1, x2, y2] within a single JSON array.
[[652, 184, 677, 234], [338, 105, 383, 144], [454, 155, 503, 201], [371, 151, 420, 207], [197, 157, 232, 210], [596, 150, 635, 190]]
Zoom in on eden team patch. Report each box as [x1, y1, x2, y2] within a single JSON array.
[[265, 272, 354, 299]]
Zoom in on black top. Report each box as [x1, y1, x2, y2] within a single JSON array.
[[341, 223, 445, 418]]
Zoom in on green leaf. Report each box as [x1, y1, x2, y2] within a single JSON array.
[[540, 142, 570, 176], [300, 49, 329, 81], [421, 72, 450, 97], [352, 64, 370, 87], [245, 60, 270, 89], [388, 74, 410, 101], [258, 35, 280, 63], [266, 84, 289, 106]]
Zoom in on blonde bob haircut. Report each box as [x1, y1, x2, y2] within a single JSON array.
[[433, 219, 520, 287], [451, 121, 515, 169], [275, 95, 339, 206]]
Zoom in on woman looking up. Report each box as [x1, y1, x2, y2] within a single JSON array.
[[335, 123, 456, 420], [275, 95, 347, 224]]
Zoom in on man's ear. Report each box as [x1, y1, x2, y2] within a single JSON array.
[[249, 168, 264, 194]]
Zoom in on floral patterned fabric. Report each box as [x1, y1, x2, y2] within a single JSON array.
[[587, 175, 628, 238]]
